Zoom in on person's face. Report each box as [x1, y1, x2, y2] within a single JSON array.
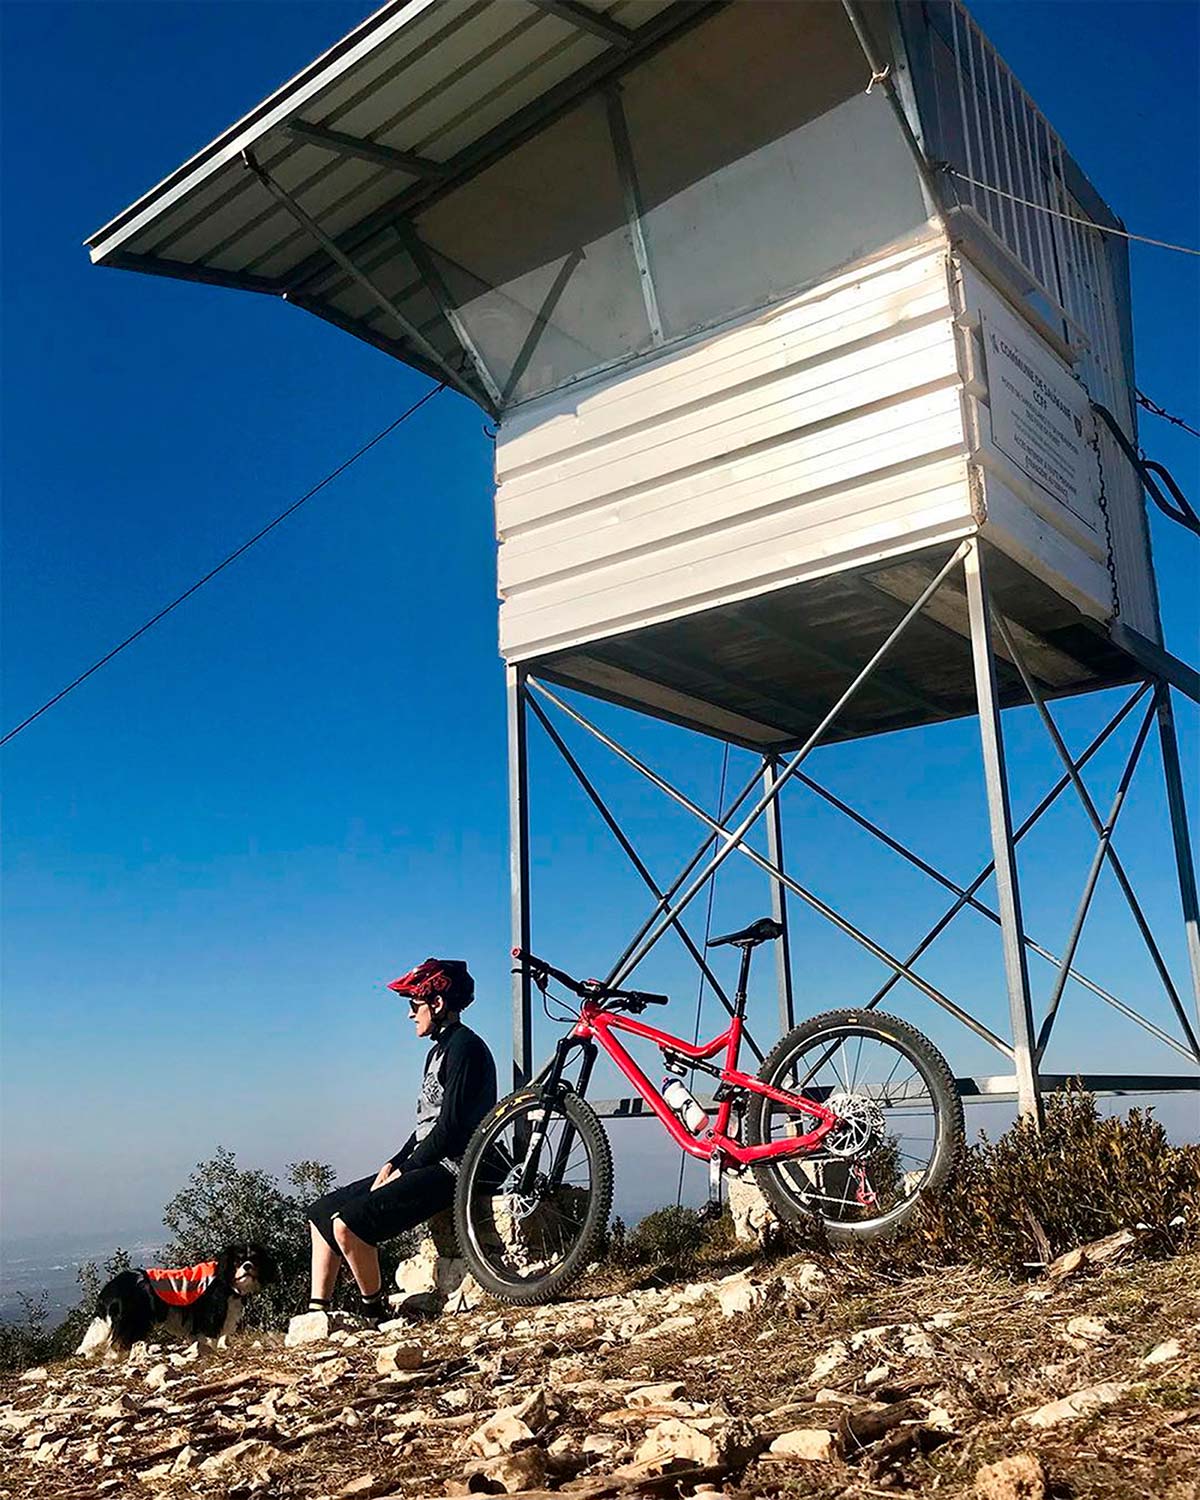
[[409, 996, 440, 1038]]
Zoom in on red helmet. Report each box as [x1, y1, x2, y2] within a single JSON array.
[[387, 958, 474, 1010]]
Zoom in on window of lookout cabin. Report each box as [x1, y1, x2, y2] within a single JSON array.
[[415, 0, 928, 407]]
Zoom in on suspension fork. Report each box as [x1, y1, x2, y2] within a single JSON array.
[[516, 1036, 596, 1194]]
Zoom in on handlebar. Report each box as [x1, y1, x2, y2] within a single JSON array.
[[512, 948, 669, 1011]]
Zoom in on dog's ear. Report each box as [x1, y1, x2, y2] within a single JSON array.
[[216, 1245, 241, 1280]]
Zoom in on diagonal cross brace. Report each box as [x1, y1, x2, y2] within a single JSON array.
[[994, 615, 1200, 1056], [241, 151, 484, 408], [1034, 701, 1163, 1058], [794, 760, 1198, 1064], [862, 683, 1151, 1013], [525, 691, 765, 1063], [611, 544, 971, 983], [529, 689, 1015, 1058]]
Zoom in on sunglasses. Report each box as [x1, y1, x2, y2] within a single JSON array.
[[407, 998, 432, 1016]]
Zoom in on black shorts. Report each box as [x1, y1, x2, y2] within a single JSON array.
[[308, 1165, 456, 1252]]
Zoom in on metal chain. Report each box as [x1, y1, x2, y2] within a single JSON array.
[[1092, 425, 1120, 618]]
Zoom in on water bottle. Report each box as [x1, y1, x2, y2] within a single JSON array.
[[662, 1077, 708, 1133]]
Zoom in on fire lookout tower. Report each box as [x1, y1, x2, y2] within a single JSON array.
[[89, 0, 1199, 1119]]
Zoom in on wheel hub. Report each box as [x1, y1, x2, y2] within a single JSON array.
[[500, 1168, 546, 1222], [824, 1092, 885, 1158]]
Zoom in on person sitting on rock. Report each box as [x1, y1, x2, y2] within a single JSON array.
[[306, 958, 497, 1326]]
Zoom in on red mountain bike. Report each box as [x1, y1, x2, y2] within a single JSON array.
[[454, 918, 963, 1304]]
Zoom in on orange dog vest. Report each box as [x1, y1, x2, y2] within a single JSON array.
[[144, 1260, 219, 1307]]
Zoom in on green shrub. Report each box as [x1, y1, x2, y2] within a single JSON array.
[[623, 1205, 709, 1266], [162, 1148, 420, 1327], [161, 1148, 337, 1329], [879, 1088, 1200, 1277]]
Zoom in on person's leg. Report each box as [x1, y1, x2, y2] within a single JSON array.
[[331, 1217, 382, 1299], [306, 1176, 375, 1309], [309, 1221, 341, 1303], [335, 1165, 457, 1322]]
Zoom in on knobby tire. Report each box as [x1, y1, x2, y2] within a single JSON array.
[[746, 1008, 963, 1243], [454, 1090, 613, 1305]]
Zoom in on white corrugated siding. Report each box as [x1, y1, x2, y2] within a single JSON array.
[[495, 236, 977, 662], [955, 260, 1158, 632]]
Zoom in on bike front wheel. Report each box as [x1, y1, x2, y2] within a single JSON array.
[[745, 1009, 963, 1243], [454, 1089, 613, 1305]]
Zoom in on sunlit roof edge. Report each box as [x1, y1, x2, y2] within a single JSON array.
[[85, 0, 441, 263]]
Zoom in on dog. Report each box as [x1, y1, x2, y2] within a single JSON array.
[[76, 1244, 278, 1359]]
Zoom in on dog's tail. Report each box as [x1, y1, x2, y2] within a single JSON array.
[[76, 1313, 112, 1358], [76, 1291, 121, 1359]]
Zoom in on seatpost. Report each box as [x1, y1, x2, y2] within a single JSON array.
[[735, 943, 754, 1014]]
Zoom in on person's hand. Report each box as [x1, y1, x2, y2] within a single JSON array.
[[370, 1162, 398, 1192]]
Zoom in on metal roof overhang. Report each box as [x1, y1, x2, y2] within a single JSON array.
[[86, 0, 724, 412]]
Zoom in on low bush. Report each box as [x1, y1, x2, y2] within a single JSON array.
[[622, 1205, 710, 1266], [877, 1087, 1200, 1276], [161, 1148, 338, 1329], [0, 1148, 429, 1369]]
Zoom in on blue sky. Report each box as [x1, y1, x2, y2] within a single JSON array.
[[2, 1, 1198, 1246]]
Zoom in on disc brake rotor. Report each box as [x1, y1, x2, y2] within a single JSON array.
[[823, 1091, 885, 1158]]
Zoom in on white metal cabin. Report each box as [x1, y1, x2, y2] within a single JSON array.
[[87, 0, 1173, 751]]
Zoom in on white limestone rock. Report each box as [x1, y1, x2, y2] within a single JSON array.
[[726, 1173, 778, 1245]]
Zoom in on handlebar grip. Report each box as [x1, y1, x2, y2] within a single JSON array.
[[631, 991, 670, 1006]]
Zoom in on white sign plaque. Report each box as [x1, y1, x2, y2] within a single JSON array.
[[982, 310, 1096, 527]]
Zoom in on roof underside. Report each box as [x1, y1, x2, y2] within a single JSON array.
[[533, 543, 1145, 750], [87, 0, 723, 410]]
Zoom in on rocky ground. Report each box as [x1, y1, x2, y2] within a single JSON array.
[[2, 1239, 1197, 1500]]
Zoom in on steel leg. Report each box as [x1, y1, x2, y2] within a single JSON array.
[[964, 542, 1041, 1121], [763, 755, 796, 1034], [1157, 681, 1200, 1022], [507, 665, 532, 1087]]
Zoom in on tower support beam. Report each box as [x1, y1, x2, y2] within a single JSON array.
[[508, 665, 532, 1086], [762, 755, 796, 1034], [964, 541, 1041, 1121], [1157, 681, 1200, 1022]]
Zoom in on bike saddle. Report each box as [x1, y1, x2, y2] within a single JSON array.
[[706, 916, 784, 949]]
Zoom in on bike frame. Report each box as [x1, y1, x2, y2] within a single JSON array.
[[574, 1004, 838, 1165], [520, 938, 841, 1192]]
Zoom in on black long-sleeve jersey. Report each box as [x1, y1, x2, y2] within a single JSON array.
[[390, 1020, 497, 1175]]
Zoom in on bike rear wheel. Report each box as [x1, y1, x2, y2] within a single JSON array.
[[454, 1089, 613, 1305], [745, 1009, 962, 1243]]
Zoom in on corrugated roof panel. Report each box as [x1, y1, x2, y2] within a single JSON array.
[[132, 4, 473, 266], [118, 5, 615, 283], [88, 0, 442, 261], [139, 10, 498, 270], [409, 29, 609, 161], [163, 150, 357, 270], [88, 0, 727, 407], [296, 0, 489, 135], [324, 3, 558, 141]]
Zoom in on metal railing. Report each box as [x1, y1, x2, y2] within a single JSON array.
[[935, 0, 1130, 426]]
